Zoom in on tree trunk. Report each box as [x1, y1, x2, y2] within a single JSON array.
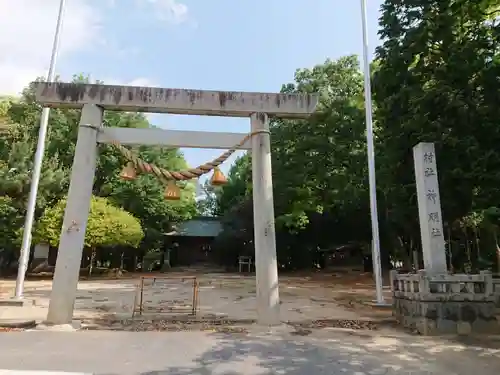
[[160, 249, 171, 272], [399, 236, 412, 271], [473, 227, 480, 270], [447, 226, 453, 273], [495, 229, 500, 274], [464, 228, 471, 273], [497, 247, 500, 274], [412, 249, 419, 272], [89, 248, 96, 277]]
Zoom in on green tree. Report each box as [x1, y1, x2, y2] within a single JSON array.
[[0, 196, 23, 270], [213, 155, 251, 216], [0, 96, 17, 134], [212, 57, 374, 269], [0, 97, 68, 271], [373, 0, 500, 269], [34, 196, 144, 275], [4, 75, 197, 255], [272, 55, 370, 231]]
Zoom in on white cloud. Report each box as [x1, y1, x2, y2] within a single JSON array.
[[0, 0, 190, 96], [101, 77, 157, 87], [142, 0, 189, 24], [126, 78, 158, 87], [0, 64, 45, 96], [0, 0, 102, 96]]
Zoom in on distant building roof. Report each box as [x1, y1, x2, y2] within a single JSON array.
[[165, 216, 222, 237]]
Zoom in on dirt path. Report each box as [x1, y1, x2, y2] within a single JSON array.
[[1, 270, 393, 327]]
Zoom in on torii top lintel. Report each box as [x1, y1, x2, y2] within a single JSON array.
[[33, 82, 319, 119]]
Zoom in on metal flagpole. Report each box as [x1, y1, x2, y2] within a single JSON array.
[[14, 0, 67, 299], [359, 0, 385, 304]]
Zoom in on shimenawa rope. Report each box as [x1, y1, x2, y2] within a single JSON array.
[[109, 129, 269, 181]]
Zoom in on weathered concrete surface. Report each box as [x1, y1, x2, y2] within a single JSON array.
[[46, 104, 102, 326], [34, 82, 319, 118], [0, 330, 499, 374], [97, 128, 253, 150]]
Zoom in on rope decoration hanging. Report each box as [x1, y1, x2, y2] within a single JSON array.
[[109, 129, 269, 200]]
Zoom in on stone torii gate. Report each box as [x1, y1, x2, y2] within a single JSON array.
[[33, 82, 318, 326]]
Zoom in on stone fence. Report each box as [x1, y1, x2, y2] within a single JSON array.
[[391, 270, 499, 335]]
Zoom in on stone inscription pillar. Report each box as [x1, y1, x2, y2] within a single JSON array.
[[413, 142, 447, 274]]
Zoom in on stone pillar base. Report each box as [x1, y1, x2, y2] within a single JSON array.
[[391, 270, 500, 336], [394, 298, 498, 335]]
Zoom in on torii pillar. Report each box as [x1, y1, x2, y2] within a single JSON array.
[[34, 82, 318, 326]]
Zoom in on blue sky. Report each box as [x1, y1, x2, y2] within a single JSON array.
[[1, 0, 383, 181]]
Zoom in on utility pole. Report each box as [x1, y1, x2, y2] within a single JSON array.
[[14, 0, 67, 299], [360, 0, 385, 304]]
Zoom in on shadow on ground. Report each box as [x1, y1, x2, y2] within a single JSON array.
[[0, 320, 500, 375], [119, 331, 500, 375], [1, 329, 496, 375]]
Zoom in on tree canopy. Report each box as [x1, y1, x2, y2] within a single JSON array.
[[35, 196, 144, 249], [372, 0, 500, 270], [208, 0, 500, 272], [0, 75, 196, 272], [211, 56, 373, 269]]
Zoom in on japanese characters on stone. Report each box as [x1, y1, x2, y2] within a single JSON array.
[[423, 150, 442, 238]]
